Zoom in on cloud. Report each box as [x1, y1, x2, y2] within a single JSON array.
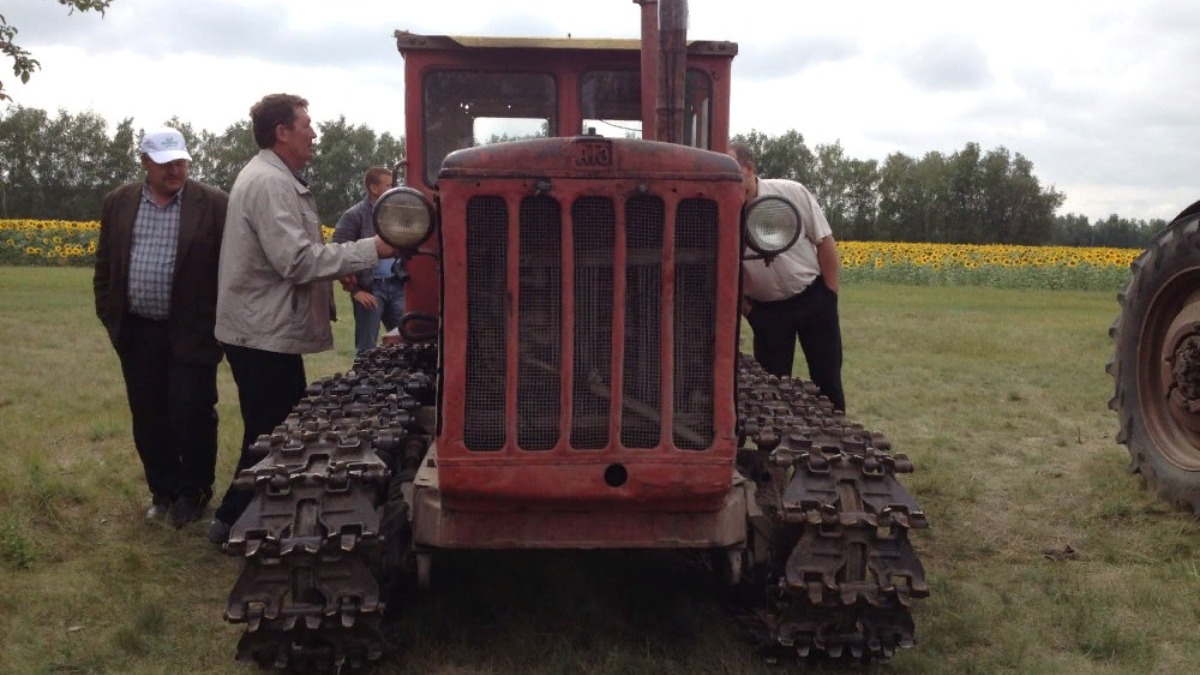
[[476, 15, 566, 38], [898, 36, 991, 92], [735, 37, 857, 81], [11, 1, 402, 70], [1142, 0, 1200, 35]]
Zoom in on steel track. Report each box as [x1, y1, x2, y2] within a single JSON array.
[[219, 348, 929, 667]]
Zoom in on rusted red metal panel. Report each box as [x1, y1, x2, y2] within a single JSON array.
[[432, 138, 742, 508], [439, 137, 741, 180], [412, 471, 750, 548]]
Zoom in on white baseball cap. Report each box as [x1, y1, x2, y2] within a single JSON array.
[[139, 127, 192, 164]]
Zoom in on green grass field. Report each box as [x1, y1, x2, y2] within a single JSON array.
[[1, 267, 1197, 675]]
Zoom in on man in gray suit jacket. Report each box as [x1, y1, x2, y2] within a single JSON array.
[[208, 93, 392, 544], [93, 127, 229, 528]]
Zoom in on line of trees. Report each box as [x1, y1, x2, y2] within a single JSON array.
[[0, 105, 1172, 247], [732, 130, 1169, 249], [0, 106, 404, 225]]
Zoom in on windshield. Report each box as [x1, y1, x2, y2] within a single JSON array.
[[421, 67, 715, 183], [423, 70, 556, 183], [579, 70, 713, 147]]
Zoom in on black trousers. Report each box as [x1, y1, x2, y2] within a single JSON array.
[[117, 314, 219, 501], [213, 344, 307, 526], [746, 277, 845, 412]]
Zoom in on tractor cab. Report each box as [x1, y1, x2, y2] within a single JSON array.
[[391, 24, 740, 318], [398, 32, 735, 191]]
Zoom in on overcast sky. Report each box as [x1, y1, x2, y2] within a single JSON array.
[[4, 0, 1198, 222]]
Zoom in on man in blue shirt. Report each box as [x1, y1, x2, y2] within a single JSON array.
[[333, 166, 405, 355]]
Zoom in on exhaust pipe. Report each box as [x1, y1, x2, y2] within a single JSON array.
[[636, 0, 688, 144]]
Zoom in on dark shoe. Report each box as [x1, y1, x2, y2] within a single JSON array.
[[168, 490, 211, 529], [207, 518, 232, 546], [145, 493, 173, 521]]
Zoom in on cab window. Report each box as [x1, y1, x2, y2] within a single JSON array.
[[423, 71, 556, 183], [579, 69, 713, 147]]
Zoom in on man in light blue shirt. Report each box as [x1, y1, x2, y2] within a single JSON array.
[[333, 166, 406, 355]]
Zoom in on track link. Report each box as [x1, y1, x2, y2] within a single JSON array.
[[736, 355, 929, 662], [221, 343, 436, 670]]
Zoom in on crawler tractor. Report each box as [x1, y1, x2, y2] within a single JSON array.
[[219, 1, 929, 668]]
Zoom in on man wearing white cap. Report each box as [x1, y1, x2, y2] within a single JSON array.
[[94, 127, 230, 528]]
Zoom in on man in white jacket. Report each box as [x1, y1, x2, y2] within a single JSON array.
[[209, 93, 396, 544]]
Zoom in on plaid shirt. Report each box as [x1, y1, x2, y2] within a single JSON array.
[[126, 184, 182, 320]]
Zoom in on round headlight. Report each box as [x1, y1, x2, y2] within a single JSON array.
[[373, 187, 435, 250], [744, 195, 801, 256]]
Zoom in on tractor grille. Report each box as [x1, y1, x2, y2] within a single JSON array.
[[463, 192, 717, 452]]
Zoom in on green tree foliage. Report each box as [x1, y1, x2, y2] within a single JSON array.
[[187, 120, 257, 192], [736, 129, 815, 186], [979, 148, 1064, 244], [0, 106, 135, 219], [1051, 212, 1095, 246], [308, 116, 406, 224], [1, 1, 114, 101], [1049, 210, 1167, 249], [809, 141, 880, 241], [877, 152, 937, 241], [0, 107, 404, 223], [879, 145, 1039, 244], [1089, 214, 1167, 248], [737, 130, 1076, 246]]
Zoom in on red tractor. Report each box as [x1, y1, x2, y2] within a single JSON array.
[[220, 1, 929, 668]]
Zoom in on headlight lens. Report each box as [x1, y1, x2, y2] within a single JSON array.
[[373, 187, 435, 250], [744, 195, 800, 256]]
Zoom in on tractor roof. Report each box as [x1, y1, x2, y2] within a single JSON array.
[[394, 31, 738, 57]]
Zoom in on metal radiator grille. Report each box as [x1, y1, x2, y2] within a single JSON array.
[[672, 199, 718, 449], [621, 195, 665, 449], [464, 196, 509, 451], [570, 197, 616, 449], [517, 196, 562, 450], [462, 190, 719, 453]]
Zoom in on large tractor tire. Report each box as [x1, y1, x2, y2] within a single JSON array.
[[1110, 203, 1200, 513]]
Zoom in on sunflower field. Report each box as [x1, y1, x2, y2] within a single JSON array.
[[1, 219, 1139, 291], [838, 241, 1137, 290], [0, 219, 99, 266], [0, 220, 339, 267]]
